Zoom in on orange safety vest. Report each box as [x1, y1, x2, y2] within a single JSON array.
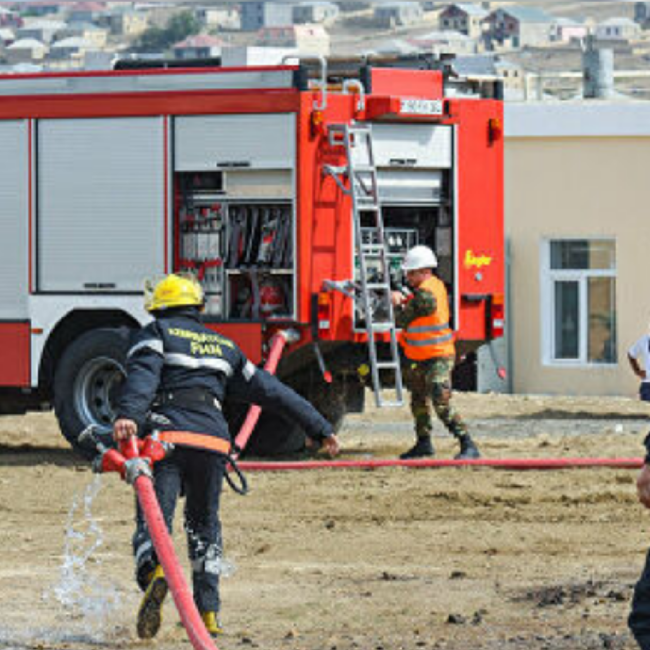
[[400, 275, 455, 361]]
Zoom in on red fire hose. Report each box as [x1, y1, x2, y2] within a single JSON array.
[[134, 473, 218, 650], [238, 456, 644, 472], [84, 432, 220, 650], [230, 330, 643, 473], [233, 329, 298, 457]]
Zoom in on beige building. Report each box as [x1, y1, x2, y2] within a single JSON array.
[[107, 10, 148, 37], [503, 102, 650, 397]]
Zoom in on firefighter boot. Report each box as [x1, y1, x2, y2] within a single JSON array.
[[455, 434, 481, 460], [201, 611, 224, 637], [137, 565, 168, 639], [400, 437, 434, 459]]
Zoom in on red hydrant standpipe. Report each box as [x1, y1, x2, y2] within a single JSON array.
[[233, 329, 298, 458], [96, 435, 220, 650]]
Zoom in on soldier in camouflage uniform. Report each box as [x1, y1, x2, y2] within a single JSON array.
[[391, 245, 480, 460]]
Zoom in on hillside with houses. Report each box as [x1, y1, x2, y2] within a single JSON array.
[[0, 1, 648, 99]]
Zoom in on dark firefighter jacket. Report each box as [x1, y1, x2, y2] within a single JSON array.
[[115, 309, 332, 451]]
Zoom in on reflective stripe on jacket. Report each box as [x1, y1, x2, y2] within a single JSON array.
[[400, 276, 455, 360]]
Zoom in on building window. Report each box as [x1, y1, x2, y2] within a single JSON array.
[[543, 239, 617, 365]]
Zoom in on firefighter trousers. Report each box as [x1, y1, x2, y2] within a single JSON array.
[[133, 445, 227, 614], [630, 545, 650, 649]]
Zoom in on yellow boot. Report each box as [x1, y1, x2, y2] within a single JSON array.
[[201, 611, 224, 637], [137, 565, 168, 639]]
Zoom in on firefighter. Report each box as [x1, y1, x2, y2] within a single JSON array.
[[113, 273, 340, 639], [390, 245, 480, 460], [629, 435, 650, 649]]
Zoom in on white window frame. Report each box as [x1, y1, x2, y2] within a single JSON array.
[[541, 237, 616, 367]]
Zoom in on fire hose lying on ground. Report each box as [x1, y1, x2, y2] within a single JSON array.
[[78, 330, 645, 649]]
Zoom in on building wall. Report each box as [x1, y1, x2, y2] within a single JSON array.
[[242, 2, 294, 31], [505, 103, 650, 396], [519, 22, 551, 46]]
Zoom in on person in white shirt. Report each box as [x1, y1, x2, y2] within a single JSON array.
[[628, 331, 650, 401]]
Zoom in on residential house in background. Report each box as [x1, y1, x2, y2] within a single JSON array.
[[0, 7, 23, 29], [550, 17, 589, 43], [595, 17, 640, 41], [453, 53, 525, 99], [22, 2, 65, 18], [104, 8, 148, 37], [293, 1, 339, 25], [60, 22, 108, 48], [256, 24, 330, 55], [483, 6, 554, 49], [0, 27, 15, 47], [634, 2, 650, 29], [438, 3, 488, 39], [173, 34, 224, 59], [241, 2, 294, 32], [17, 19, 66, 44], [67, 1, 105, 23], [49, 36, 93, 64], [410, 29, 478, 55], [374, 3, 423, 28], [194, 6, 240, 30], [6, 38, 47, 63]]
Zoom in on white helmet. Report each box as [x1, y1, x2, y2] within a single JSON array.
[[401, 245, 438, 271]]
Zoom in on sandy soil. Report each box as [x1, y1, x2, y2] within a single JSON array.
[[1, 393, 650, 650]]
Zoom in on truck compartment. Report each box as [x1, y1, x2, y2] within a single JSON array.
[[173, 172, 296, 321]]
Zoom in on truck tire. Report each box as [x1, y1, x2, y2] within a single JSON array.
[[54, 327, 130, 460], [244, 377, 348, 457]]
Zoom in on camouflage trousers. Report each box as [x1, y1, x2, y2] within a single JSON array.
[[402, 356, 468, 440]]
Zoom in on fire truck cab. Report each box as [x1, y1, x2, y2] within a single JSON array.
[[0, 55, 504, 455]]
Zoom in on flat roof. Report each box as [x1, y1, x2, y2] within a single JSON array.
[[505, 101, 650, 138]]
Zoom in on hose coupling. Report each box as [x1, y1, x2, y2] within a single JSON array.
[[123, 457, 153, 485]]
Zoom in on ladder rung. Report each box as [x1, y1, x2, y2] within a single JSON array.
[[377, 399, 404, 408], [375, 361, 400, 369], [370, 323, 394, 333], [352, 165, 376, 173], [366, 283, 390, 291]]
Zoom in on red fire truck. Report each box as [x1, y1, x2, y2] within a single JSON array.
[[0, 55, 504, 455]]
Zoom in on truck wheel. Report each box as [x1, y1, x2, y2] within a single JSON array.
[[244, 379, 348, 457], [54, 328, 130, 459]]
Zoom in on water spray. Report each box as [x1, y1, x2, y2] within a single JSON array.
[[80, 426, 221, 650]]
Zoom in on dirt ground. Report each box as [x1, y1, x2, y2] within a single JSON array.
[[2, 393, 650, 650]]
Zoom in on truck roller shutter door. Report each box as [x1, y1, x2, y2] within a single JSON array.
[[174, 114, 295, 171], [0, 120, 28, 317], [371, 123, 452, 169], [37, 117, 166, 292]]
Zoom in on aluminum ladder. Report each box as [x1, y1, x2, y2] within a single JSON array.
[[325, 123, 404, 408]]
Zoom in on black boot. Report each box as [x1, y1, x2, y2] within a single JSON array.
[[455, 435, 480, 460], [400, 437, 434, 459]]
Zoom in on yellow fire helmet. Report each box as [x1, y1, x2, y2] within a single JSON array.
[[144, 273, 204, 313]]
